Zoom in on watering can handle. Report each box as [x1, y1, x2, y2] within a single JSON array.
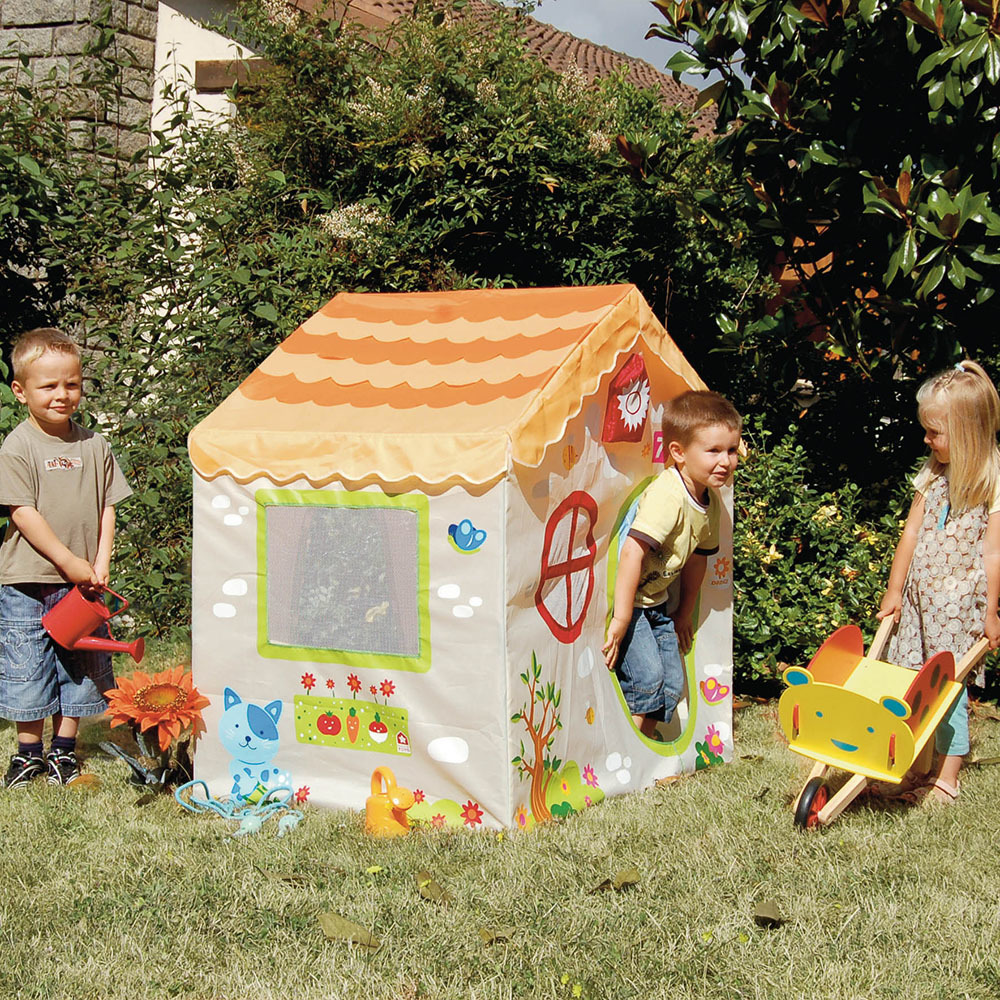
[[371, 766, 397, 796], [89, 584, 129, 617]]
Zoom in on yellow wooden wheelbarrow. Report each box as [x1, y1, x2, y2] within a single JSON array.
[[779, 618, 989, 828]]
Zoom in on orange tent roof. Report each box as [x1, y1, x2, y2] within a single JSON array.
[[188, 284, 705, 489]]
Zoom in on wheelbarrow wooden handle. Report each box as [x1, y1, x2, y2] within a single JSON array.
[[954, 637, 991, 685], [867, 615, 896, 660]]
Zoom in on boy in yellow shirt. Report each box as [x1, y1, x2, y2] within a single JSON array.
[[603, 391, 741, 736]]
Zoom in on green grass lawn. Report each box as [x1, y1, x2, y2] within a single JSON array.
[[1, 645, 999, 1000]]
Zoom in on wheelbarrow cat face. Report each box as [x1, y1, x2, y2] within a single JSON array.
[[779, 668, 915, 780]]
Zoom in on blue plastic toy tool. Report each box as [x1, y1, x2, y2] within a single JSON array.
[[174, 780, 303, 838]]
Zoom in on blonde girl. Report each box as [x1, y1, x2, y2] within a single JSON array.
[[878, 360, 1000, 803]]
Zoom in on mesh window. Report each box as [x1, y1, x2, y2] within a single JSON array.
[[265, 503, 420, 657]]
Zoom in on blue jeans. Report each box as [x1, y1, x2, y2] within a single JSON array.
[[0, 583, 114, 722], [615, 603, 685, 722]]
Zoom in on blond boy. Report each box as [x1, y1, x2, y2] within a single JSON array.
[[0, 328, 132, 786]]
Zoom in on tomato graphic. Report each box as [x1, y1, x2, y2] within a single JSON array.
[[369, 713, 388, 744], [317, 712, 341, 736]]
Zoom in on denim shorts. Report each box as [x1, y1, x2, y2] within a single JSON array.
[[935, 686, 970, 757], [615, 603, 685, 722], [0, 583, 114, 722]]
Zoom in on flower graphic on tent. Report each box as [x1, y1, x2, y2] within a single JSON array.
[[301, 672, 316, 692], [347, 673, 361, 696], [706, 724, 725, 757], [514, 805, 529, 828], [413, 788, 425, 804], [326, 678, 335, 691], [380, 679, 395, 702], [582, 764, 599, 788], [461, 800, 484, 827], [616, 376, 650, 431], [431, 813, 446, 829], [294, 786, 310, 804], [369, 684, 378, 698]]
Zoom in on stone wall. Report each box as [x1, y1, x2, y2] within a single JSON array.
[[0, 0, 159, 157]]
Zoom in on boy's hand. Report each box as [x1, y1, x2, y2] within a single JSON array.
[[93, 556, 111, 588], [673, 611, 694, 655], [877, 591, 902, 623], [62, 555, 99, 587], [603, 616, 630, 669]]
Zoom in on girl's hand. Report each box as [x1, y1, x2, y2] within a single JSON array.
[[986, 612, 1000, 650], [602, 616, 630, 669], [672, 611, 694, 654], [877, 591, 902, 623]]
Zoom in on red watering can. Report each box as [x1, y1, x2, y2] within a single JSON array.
[[42, 585, 145, 663]]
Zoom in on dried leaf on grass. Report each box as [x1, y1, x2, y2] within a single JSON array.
[[970, 700, 1000, 722], [317, 912, 381, 952], [416, 870, 452, 904], [734, 697, 769, 710], [479, 925, 516, 945], [655, 774, 683, 789], [591, 867, 640, 893], [752, 899, 785, 928], [254, 865, 313, 885], [969, 756, 1000, 767]]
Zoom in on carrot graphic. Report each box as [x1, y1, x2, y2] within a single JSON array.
[[346, 707, 359, 744]]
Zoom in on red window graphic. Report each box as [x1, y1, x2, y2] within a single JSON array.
[[534, 492, 599, 643]]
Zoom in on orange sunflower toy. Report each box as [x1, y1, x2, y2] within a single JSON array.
[[101, 667, 210, 790]]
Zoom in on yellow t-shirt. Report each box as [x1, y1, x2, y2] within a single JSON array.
[[627, 467, 720, 608]]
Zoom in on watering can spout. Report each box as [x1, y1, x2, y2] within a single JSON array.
[[72, 634, 145, 663]]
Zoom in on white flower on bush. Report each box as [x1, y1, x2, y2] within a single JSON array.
[[587, 130, 611, 155], [317, 202, 390, 241], [557, 63, 587, 99], [476, 78, 498, 104]]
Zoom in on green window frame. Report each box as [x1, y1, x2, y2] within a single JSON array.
[[256, 488, 431, 672]]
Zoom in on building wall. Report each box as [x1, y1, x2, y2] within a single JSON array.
[[154, 1, 253, 134], [0, 0, 158, 157]]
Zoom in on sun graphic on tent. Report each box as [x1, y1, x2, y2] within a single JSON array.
[[616, 377, 650, 431]]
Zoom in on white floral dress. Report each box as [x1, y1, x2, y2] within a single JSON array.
[[888, 473, 988, 672]]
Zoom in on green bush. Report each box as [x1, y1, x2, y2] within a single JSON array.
[[2, 5, 763, 639], [733, 421, 904, 692]]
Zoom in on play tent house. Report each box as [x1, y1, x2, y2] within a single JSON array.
[[188, 284, 734, 829]]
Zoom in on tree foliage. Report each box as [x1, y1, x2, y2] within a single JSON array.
[[648, 0, 1000, 486], [0, 2, 759, 635]]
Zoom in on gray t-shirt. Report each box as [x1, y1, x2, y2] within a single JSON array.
[[0, 419, 133, 584]]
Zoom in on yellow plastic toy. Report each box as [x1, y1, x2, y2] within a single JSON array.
[[779, 618, 988, 828], [365, 767, 415, 837]]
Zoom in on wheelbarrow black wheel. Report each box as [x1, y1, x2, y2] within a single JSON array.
[[794, 777, 828, 830]]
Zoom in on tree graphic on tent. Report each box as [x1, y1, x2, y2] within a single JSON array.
[[511, 652, 563, 823]]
